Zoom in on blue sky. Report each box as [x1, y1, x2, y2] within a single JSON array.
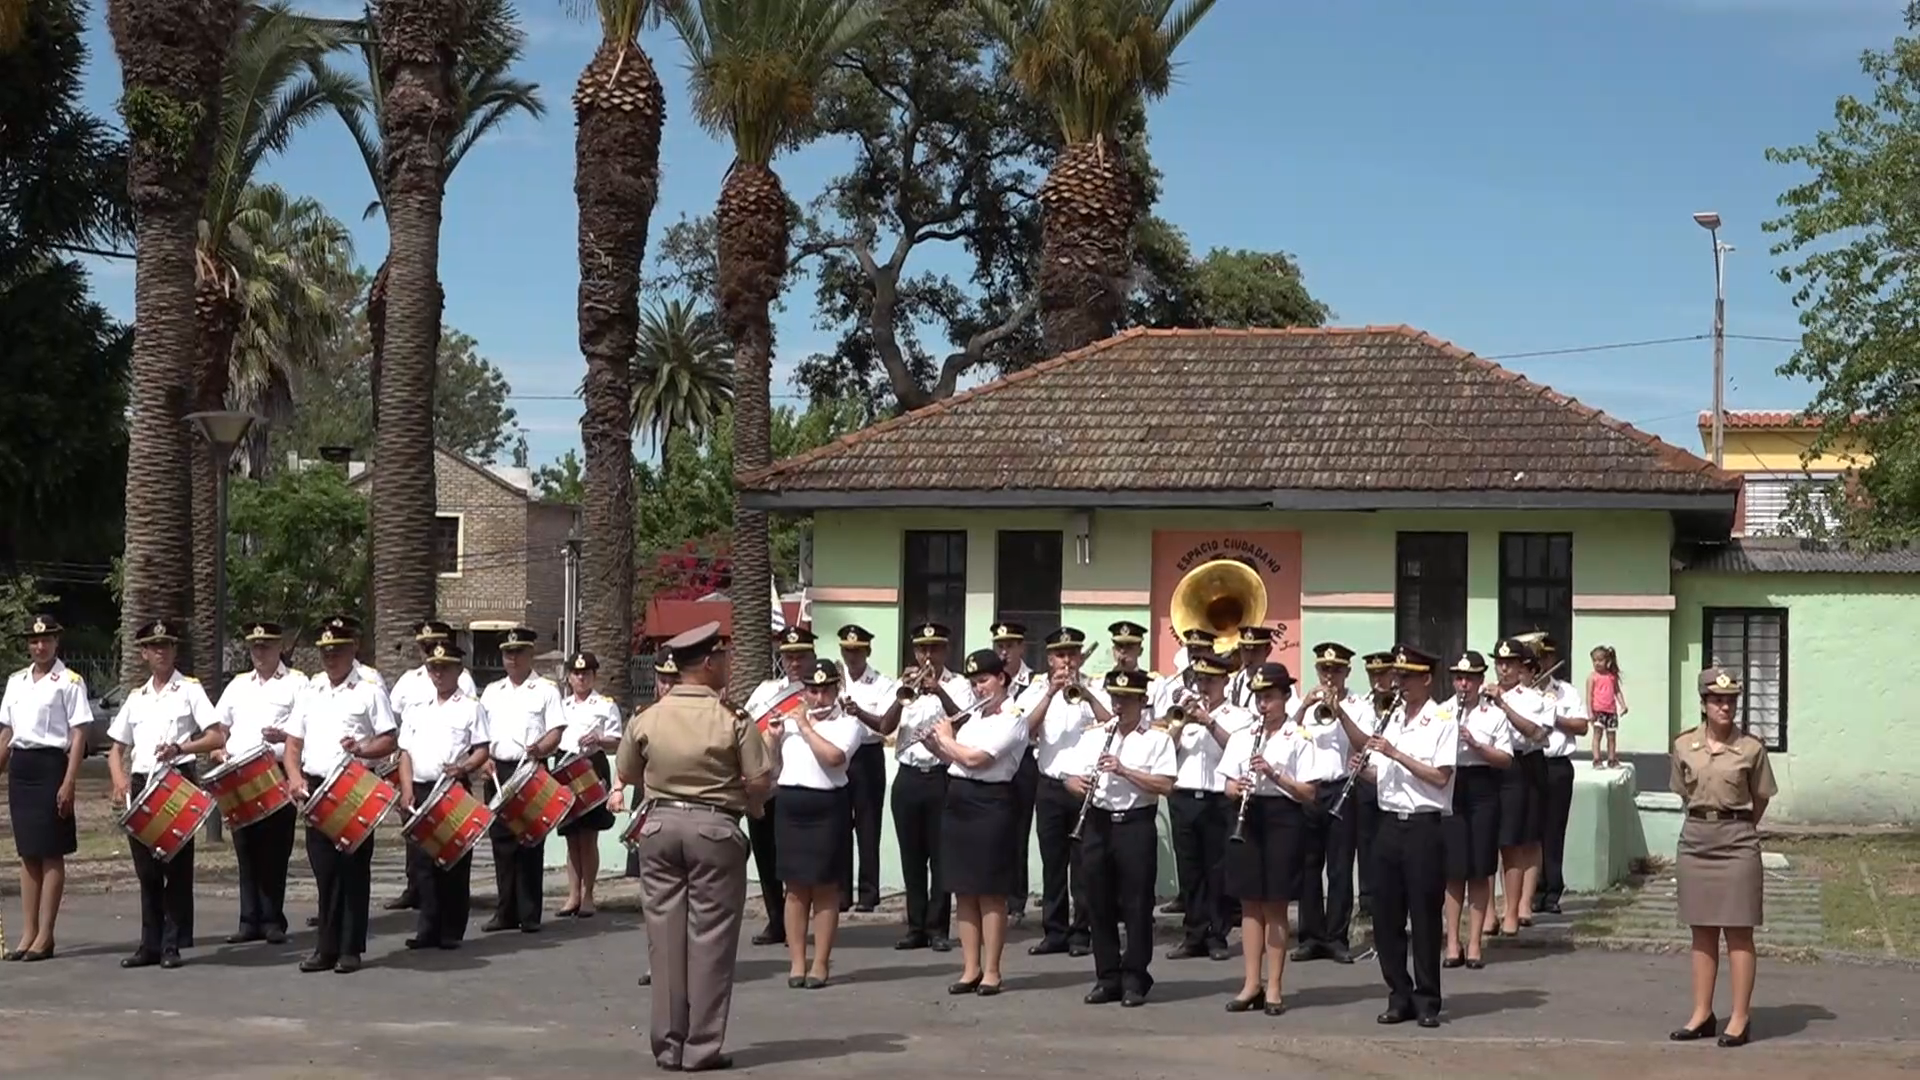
[[70, 0, 1902, 470]]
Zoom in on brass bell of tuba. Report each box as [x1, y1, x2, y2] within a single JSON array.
[[1170, 559, 1269, 651]]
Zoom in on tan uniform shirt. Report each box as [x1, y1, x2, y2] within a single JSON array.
[[618, 685, 772, 814], [1669, 727, 1778, 811]]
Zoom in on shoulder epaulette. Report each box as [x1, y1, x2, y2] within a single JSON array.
[[730, 705, 753, 723], [284, 668, 304, 679], [66, 669, 84, 684], [182, 675, 200, 683]]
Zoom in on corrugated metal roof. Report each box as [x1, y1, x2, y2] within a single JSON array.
[[1680, 537, 1920, 574]]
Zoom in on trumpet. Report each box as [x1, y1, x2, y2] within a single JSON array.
[[1331, 689, 1402, 820], [1227, 722, 1272, 844], [895, 663, 935, 703], [1059, 643, 1103, 704], [1162, 688, 1204, 739], [1311, 677, 1341, 722], [1068, 717, 1125, 843]]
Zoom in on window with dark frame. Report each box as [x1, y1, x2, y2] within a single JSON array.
[[995, 530, 1064, 672], [431, 515, 461, 575], [1498, 532, 1573, 659], [1703, 608, 1788, 751], [901, 530, 968, 671], [1394, 532, 1469, 664]]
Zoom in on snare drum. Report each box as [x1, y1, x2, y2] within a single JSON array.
[[201, 745, 291, 829], [118, 766, 215, 864], [401, 775, 494, 870], [301, 759, 400, 855], [488, 761, 574, 847], [551, 751, 610, 824]]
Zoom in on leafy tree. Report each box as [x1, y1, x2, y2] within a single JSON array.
[[224, 465, 369, 646], [0, 577, 61, 672], [533, 449, 586, 503]]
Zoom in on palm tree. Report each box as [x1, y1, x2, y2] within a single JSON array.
[[108, 0, 247, 679], [572, 0, 669, 706], [666, 0, 875, 699], [974, 0, 1215, 355], [634, 297, 734, 456]]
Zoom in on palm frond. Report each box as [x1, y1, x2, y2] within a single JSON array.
[[222, 185, 359, 428], [629, 296, 735, 447], [445, 67, 547, 173]]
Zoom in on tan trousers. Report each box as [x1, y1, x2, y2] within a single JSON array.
[[638, 804, 750, 1070]]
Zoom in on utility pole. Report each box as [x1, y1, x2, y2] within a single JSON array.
[[1693, 211, 1734, 468], [561, 532, 582, 657]]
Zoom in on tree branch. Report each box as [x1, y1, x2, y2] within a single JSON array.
[[52, 242, 136, 261], [933, 293, 1038, 400]]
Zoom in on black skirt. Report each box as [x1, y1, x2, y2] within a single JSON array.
[[8, 747, 77, 859], [557, 752, 617, 836], [1445, 766, 1503, 881], [1498, 750, 1547, 848], [941, 776, 1016, 897], [1223, 795, 1304, 903], [775, 784, 851, 887]]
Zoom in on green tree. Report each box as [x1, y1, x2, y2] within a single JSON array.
[[1128, 236, 1329, 331], [224, 465, 370, 647], [533, 449, 586, 503], [633, 297, 734, 456], [0, 577, 61, 672]]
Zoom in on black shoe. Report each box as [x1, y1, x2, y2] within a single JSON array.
[[519, 924, 541, 934], [1377, 1009, 1415, 1025], [929, 935, 953, 952], [1225, 992, 1265, 1013], [751, 927, 784, 946], [305, 915, 320, 928], [160, 951, 184, 970], [1669, 1014, 1718, 1041], [334, 954, 362, 974], [1443, 954, 1465, 969], [438, 940, 462, 951], [298, 953, 337, 973], [1165, 942, 1208, 959], [1263, 1000, 1286, 1017], [1208, 943, 1231, 961], [1122, 989, 1148, 1008], [894, 933, 929, 951], [805, 976, 827, 990], [838, 901, 852, 914], [1084, 984, 1119, 1005], [1161, 898, 1186, 914], [481, 918, 517, 934], [1417, 1014, 1440, 1029], [948, 976, 982, 995], [1357, 900, 1372, 919], [787, 975, 807, 989], [555, 906, 579, 919], [1028, 939, 1068, 956], [0, 949, 22, 962], [975, 980, 1003, 997], [685, 1054, 733, 1072], [1465, 957, 1485, 970], [1542, 899, 1563, 915], [121, 950, 159, 969], [1290, 943, 1317, 962], [21, 948, 55, 963], [1717, 1026, 1750, 1048], [854, 901, 877, 913], [226, 929, 263, 945], [383, 894, 417, 911], [264, 929, 288, 945], [638, 972, 652, 986], [1325, 942, 1354, 964], [1068, 941, 1091, 958], [404, 937, 441, 950]]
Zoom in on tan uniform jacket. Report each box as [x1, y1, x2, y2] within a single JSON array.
[[618, 685, 771, 814], [1670, 726, 1778, 811]]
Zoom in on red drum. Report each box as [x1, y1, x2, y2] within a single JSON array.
[[118, 766, 215, 863], [552, 751, 609, 825], [619, 804, 651, 851], [301, 758, 399, 855], [488, 760, 574, 847], [402, 775, 493, 869], [201, 745, 291, 829]]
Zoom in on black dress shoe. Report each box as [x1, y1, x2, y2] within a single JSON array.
[[947, 977, 982, 995], [751, 928, 784, 946], [1325, 942, 1354, 964], [1208, 944, 1231, 961], [894, 933, 928, 951], [685, 1054, 733, 1073], [1669, 1014, 1718, 1041], [638, 972, 652, 986], [227, 929, 264, 945], [1028, 939, 1068, 956], [519, 924, 541, 934], [438, 940, 462, 950], [298, 953, 337, 973], [854, 901, 877, 913], [1465, 958, 1486, 970], [305, 915, 320, 928], [787, 975, 807, 989], [1165, 942, 1208, 960], [121, 951, 159, 969], [264, 929, 288, 945], [1542, 900, 1563, 915], [1122, 990, 1148, 1008], [21, 948, 55, 963], [1290, 943, 1317, 962], [160, 951, 184, 970], [383, 894, 417, 911], [1417, 1014, 1440, 1029], [1, 949, 22, 962], [334, 954, 362, 974], [555, 906, 579, 919], [929, 935, 953, 952], [975, 981, 1003, 997], [1084, 985, 1119, 1005], [1263, 1000, 1286, 1017], [804, 976, 827, 990], [1225, 992, 1265, 1013], [404, 937, 441, 950], [1717, 1026, 1750, 1048], [1067, 941, 1092, 958], [481, 918, 517, 934], [1377, 1009, 1415, 1025]]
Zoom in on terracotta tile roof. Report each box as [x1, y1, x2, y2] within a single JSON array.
[[1701, 410, 1863, 430], [744, 327, 1741, 506]]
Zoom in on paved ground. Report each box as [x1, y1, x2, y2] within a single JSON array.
[[2, 893, 1917, 1078]]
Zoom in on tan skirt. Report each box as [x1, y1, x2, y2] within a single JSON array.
[[1676, 816, 1764, 928]]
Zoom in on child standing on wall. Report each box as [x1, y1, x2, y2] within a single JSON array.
[[1587, 646, 1625, 769]]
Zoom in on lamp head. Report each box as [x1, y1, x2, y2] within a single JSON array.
[[1692, 211, 1722, 231]]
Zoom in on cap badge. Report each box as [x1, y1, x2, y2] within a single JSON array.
[[31, 619, 46, 634], [1714, 672, 1734, 690], [433, 644, 447, 659]]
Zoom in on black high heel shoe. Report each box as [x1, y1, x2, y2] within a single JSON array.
[[947, 976, 982, 995], [1442, 953, 1465, 969], [1669, 1014, 1718, 1041], [1717, 1025, 1749, 1048], [1225, 992, 1265, 1013]]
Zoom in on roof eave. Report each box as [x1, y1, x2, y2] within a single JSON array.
[[740, 487, 1740, 514]]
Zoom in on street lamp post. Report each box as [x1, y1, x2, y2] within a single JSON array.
[[1693, 211, 1734, 468], [185, 411, 259, 698]]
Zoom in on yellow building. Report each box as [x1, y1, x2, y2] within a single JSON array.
[[1699, 410, 1865, 536]]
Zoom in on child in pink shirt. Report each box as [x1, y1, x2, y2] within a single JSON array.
[[1586, 646, 1625, 768]]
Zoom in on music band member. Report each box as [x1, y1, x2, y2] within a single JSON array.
[[925, 649, 1027, 996], [1522, 633, 1589, 916], [284, 614, 397, 973], [991, 622, 1038, 922], [1354, 650, 1397, 920], [618, 622, 773, 1073], [833, 625, 893, 913], [106, 619, 225, 969], [742, 626, 818, 945], [0, 613, 91, 964], [1021, 626, 1104, 957], [1070, 668, 1175, 1007], [1224, 626, 1276, 709], [767, 660, 866, 988], [1440, 651, 1513, 969], [556, 652, 622, 919], [479, 626, 564, 934], [1163, 650, 1250, 961], [860, 622, 969, 951], [1289, 642, 1367, 964], [1487, 639, 1554, 936], [1218, 662, 1314, 1014], [395, 642, 490, 949], [210, 622, 303, 945], [384, 620, 476, 911], [1351, 645, 1456, 1028]]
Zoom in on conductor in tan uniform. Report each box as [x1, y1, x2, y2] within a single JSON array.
[[618, 622, 772, 1073]]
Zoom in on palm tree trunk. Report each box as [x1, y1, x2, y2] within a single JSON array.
[[109, 0, 244, 683], [189, 281, 241, 680], [367, 254, 445, 431], [717, 163, 789, 702], [371, 0, 457, 679], [1037, 137, 1134, 356]]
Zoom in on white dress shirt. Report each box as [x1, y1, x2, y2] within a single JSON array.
[[1289, 694, 1358, 783], [560, 692, 624, 756], [286, 667, 397, 778], [896, 672, 973, 769], [1369, 697, 1458, 814], [480, 673, 564, 762], [946, 703, 1031, 784], [357, 662, 386, 690], [1016, 679, 1108, 779], [1, 659, 90, 750], [1499, 685, 1556, 752], [1171, 701, 1255, 792], [216, 663, 305, 762], [1090, 726, 1177, 811], [1452, 696, 1515, 767], [1214, 722, 1308, 800], [1544, 678, 1589, 758], [774, 709, 866, 790], [390, 664, 477, 721], [399, 689, 490, 776], [839, 663, 895, 746], [108, 671, 220, 776]]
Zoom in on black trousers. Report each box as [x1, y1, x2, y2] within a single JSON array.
[[1296, 780, 1358, 947], [842, 742, 886, 908], [408, 780, 474, 944], [1353, 777, 1379, 911], [1541, 756, 1576, 904], [1035, 775, 1090, 947], [1009, 749, 1039, 913], [1371, 811, 1446, 1019], [303, 771, 376, 958], [747, 794, 782, 929], [1083, 806, 1158, 995], [890, 765, 950, 938], [128, 773, 195, 955], [232, 803, 297, 935], [485, 762, 546, 929], [1169, 790, 1231, 948]]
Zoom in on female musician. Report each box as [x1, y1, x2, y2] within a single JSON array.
[[1214, 662, 1315, 1015], [1669, 667, 1776, 1048], [924, 649, 1029, 996], [0, 614, 91, 963], [766, 659, 867, 988], [1484, 638, 1553, 937], [1440, 652, 1513, 968], [557, 652, 623, 918]]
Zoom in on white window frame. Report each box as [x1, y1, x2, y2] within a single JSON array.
[[434, 512, 465, 578], [1742, 471, 1840, 537]]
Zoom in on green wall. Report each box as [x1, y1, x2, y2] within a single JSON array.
[[1672, 571, 1920, 825]]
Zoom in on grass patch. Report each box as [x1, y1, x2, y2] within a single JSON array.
[[1568, 891, 1638, 938], [1768, 832, 1920, 959]]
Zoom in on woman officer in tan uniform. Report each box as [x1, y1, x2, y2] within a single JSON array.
[[1668, 666, 1777, 1049]]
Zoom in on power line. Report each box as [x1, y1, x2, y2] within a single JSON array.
[[1482, 334, 1708, 361]]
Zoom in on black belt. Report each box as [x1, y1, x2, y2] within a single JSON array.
[[13, 745, 66, 754], [1176, 789, 1220, 799], [648, 798, 741, 819], [1382, 809, 1442, 822], [898, 760, 945, 774], [1687, 807, 1754, 822], [1088, 805, 1158, 824]]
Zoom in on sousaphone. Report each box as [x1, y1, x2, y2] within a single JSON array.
[[1170, 558, 1268, 652]]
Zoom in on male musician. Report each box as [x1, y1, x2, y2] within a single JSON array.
[[1289, 642, 1367, 964], [1351, 645, 1456, 1028], [991, 621, 1038, 922], [1070, 668, 1176, 1006], [395, 642, 491, 949], [107, 619, 225, 969], [618, 622, 773, 1073], [856, 622, 970, 950], [326, 615, 387, 690], [834, 625, 893, 913], [383, 620, 478, 911], [283, 615, 397, 973], [1225, 626, 1276, 709], [479, 626, 564, 934], [211, 621, 304, 944], [1106, 621, 1159, 688], [1162, 651, 1250, 961], [1153, 627, 1224, 719], [1522, 633, 1589, 915], [1354, 650, 1397, 920], [1020, 627, 1104, 957], [741, 625, 816, 945]]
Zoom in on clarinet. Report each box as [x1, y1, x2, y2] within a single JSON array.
[[1068, 718, 1124, 843], [1330, 689, 1401, 820], [1227, 722, 1272, 844]]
